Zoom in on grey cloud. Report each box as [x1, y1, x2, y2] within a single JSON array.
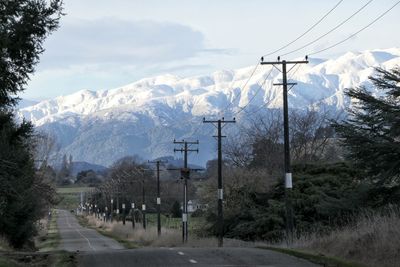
[[39, 18, 207, 69]]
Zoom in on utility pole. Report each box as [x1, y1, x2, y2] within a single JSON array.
[[131, 202, 135, 229], [148, 159, 168, 236], [142, 176, 146, 230], [110, 197, 113, 223], [203, 117, 236, 247], [126, 168, 150, 230], [260, 57, 308, 244], [122, 203, 126, 225], [172, 140, 199, 243]]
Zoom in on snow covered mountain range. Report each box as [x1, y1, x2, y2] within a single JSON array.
[[19, 48, 400, 166]]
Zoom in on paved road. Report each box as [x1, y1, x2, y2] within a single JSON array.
[[57, 209, 123, 251], [78, 247, 319, 267], [57, 209, 318, 266]]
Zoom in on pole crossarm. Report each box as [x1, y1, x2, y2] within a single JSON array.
[[203, 117, 236, 124], [260, 60, 308, 65]]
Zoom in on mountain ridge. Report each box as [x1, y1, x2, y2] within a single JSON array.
[[20, 48, 400, 166]]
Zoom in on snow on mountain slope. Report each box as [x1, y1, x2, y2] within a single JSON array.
[[19, 48, 400, 166]]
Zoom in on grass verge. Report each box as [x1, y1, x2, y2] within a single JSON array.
[[258, 246, 366, 267], [0, 251, 76, 267], [36, 209, 60, 251], [56, 186, 93, 210]]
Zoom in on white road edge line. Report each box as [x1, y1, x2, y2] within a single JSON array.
[[76, 228, 96, 251], [65, 210, 96, 251], [65, 210, 72, 228], [189, 259, 197, 264], [178, 251, 185, 255]]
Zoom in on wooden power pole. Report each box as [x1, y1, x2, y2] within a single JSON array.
[[172, 140, 199, 243], [148, 159, 168, 236], [260, 57, 308, 243], [203, 117, 235, 247]]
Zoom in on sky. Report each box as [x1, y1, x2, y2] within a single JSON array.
[[23, 0, 400, 100]]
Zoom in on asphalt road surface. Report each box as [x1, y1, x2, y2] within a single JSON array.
[[58, 210, 319, 267], [78, 247, 319, 267], [57, 209, 123, 251]]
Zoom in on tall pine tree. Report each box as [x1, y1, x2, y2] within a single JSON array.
[[333, 67, 400, 187], [0, 0, 62, 248]]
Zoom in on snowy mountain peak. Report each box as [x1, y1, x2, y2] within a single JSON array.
[[20, 48, 400, 166]]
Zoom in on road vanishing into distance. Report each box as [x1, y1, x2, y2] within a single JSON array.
[[57, 210, 319, 267], [57, 209, 123, 251]]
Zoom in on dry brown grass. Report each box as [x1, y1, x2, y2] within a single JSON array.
[[289, 208, 400, 267], [85, 215, 253, 248]]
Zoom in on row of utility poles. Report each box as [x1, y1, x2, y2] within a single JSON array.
[[82, 56, 307, 246]]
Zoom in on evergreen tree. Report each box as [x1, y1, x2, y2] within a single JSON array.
[[0, 0, 62, 248], [0, 0, 62, 108], [333, 67, 400, 186], [0, 113, 58, 248]]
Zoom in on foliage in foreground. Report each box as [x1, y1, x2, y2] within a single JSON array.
[[0, 0, 62, 248], [203, 162, 361, 241], [0, 113, 57, 248]]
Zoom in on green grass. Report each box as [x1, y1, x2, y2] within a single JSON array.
[[258, 246, 366, 267], [56, 186, 93, 210], [37, 209, 60, 252], [56, 186, 93, 194]]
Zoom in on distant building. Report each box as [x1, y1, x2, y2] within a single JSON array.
[[183, 200, 207, 213]]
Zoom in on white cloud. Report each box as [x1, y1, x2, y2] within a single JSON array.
[[38, 18, 211, 69]]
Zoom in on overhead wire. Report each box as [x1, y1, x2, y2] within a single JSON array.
[[187, 60, 262, 138], [219, 61, 261, 115], [309, 0, 400, 56], [240, 63, 304, 118], [263, 0, 345, 57], [139, 0, 397, 154], [279, 0, 374, 57], [233, 66, 274, 116]]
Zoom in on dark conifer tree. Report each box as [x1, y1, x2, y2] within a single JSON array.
[[333, 67, 400, 186], [0, 0, 62, 248]]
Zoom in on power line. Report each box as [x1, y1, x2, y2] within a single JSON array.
[[241, 64, 303, 118], [309, 0, 400, 56], [263, 0, 345, 57], [171, 61, 261, 139], [280, 0, 374, 57], [233, 66, 274, 116], [219, 61, 261, 115]]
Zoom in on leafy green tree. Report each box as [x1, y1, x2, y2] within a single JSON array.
[[0, 0, 62, 108], [0, 0, 62, 248], [0, 113, 58, 248], [333, 67, 400, 187]]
